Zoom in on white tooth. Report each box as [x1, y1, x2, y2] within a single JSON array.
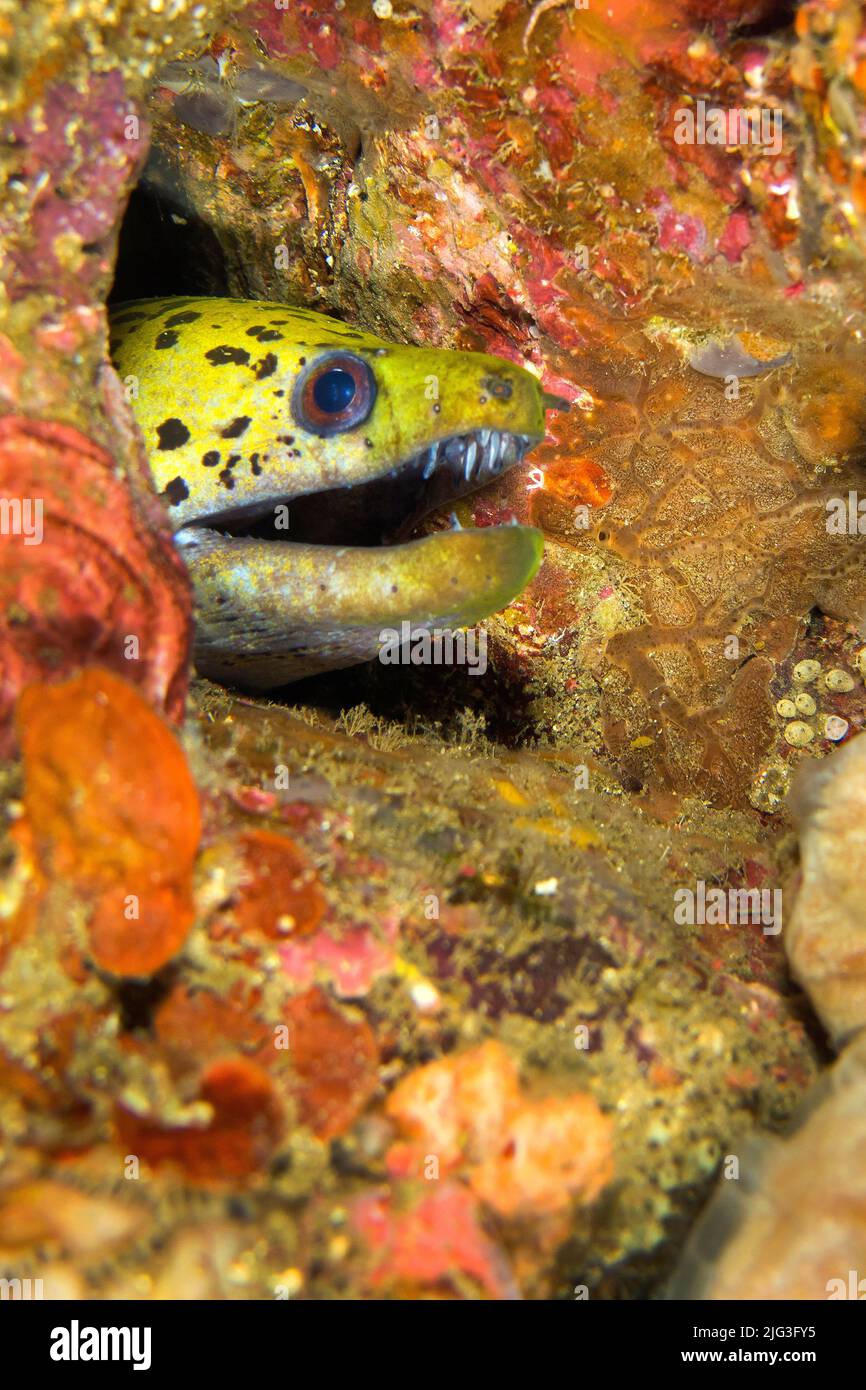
[[489, 431, 501, 468], [479, 428, 491, 447], [464, 439, 477, 479], [422, 445, 437, 479]]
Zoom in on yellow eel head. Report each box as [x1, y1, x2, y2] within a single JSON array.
[[110, 296, 560, 687]]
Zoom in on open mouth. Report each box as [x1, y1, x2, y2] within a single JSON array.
[[183, 426, 541, 549]]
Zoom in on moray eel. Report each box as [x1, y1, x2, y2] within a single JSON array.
[[109, 296, 557, 688]]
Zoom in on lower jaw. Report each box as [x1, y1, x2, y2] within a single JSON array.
[[177, 523, 544, 689]]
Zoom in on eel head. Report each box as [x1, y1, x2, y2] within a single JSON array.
[[110, 297, 563, 687]]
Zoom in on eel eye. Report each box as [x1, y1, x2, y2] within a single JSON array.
[[292, 352, 376, 436]]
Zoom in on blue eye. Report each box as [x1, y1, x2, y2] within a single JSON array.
[[313, 368, 356, 414], [293, 352, 376, 436]]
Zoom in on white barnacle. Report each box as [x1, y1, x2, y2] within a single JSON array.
[[823, 715, 849, 741]]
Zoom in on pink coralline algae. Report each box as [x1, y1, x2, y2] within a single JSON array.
[[352, 1183, 519, 1300], [2, 72, 147, 303], [279, 914, 400, 998], [650, 193, 709, 262], [717, 209, 752, 262]]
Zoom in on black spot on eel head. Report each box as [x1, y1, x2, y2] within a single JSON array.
[[156, 418, 191, 450], [245, 325, 285, 342], [206, 345, 251, 366], [221, 416, 252, 439], [163, 476, 189, 506], [254, 352, 278, 379]]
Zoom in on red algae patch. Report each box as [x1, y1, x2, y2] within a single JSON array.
[[228, 828, 327, 940], [115, 981, 381, 1175], [150, 981, 381, 1150], [285, 987, 380, 1141], [154, 983, 272, 1061], [109, 987, 284, 1181], [279, 914, 400, 998], [115, 1057, 283, 1181], [15, 667, 200, 977]]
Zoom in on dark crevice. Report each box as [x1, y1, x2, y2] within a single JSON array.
[[269, 652, 540, 749], [114, 966, 178, 1034], [731, 1, 796, 38], [110, 172, 229, 305]]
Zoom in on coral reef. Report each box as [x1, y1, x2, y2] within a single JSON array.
[[3, 0, 866, 1305]]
